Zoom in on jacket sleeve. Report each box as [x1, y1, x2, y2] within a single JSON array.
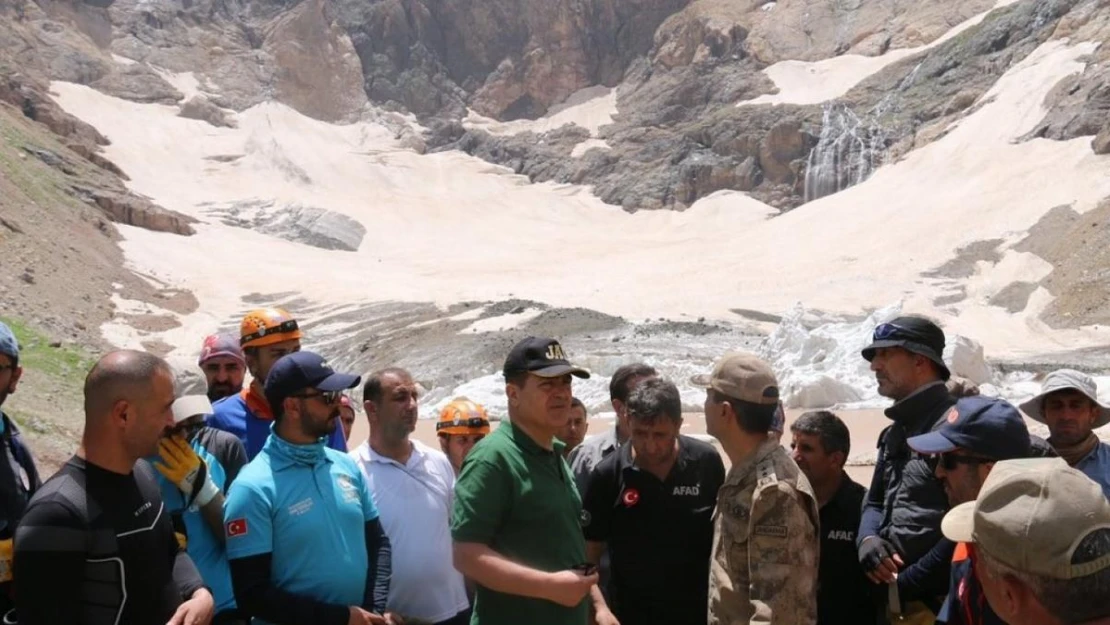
[[229, 554, 350, 625], [748, 485, 819, 625], [364, 518, 391, 614], [858, 430, 889, 547], [897, 537, 956, 601]]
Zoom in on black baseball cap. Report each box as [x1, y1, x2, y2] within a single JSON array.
[[908, 396, 1031, 460], [503, 337, 590, 379], [861, 315, 950, 380], [264, 351, 361, 410]]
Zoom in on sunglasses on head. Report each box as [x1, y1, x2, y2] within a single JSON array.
[[240, 319, 299, 345], [873, 322, 929, 342], [292, 389, 343, 405], [927, 452, 993, 471]]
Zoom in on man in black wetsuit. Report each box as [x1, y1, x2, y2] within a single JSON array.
[[13, 350, 215, 625]]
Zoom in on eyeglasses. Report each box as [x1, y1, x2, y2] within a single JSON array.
[[169, 420, 205, 442], [928, 453, 993, 471], [292, 389, 342, 405], [873, 322, 928, 342], [240, 319, 299, 345], [436, 417, 490, 432]]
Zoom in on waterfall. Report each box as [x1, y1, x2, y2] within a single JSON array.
[[803, 103, 886, 203], [802, 61, 922, 203]]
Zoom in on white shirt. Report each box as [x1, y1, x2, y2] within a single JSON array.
[[350, 439, 469, 622]]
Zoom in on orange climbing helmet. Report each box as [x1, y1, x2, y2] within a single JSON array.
[[239, 307, 303, 348], [436, 397, 491, 436]]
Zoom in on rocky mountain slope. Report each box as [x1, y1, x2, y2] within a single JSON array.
[[2, 0, 1110, 471]]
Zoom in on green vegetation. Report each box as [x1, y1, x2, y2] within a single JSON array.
[[0, 106, 95, 211], [0, 316, 93, 383]]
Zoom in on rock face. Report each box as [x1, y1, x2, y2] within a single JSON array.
[[205, 200, 367, 251], [336, 0, 692, 119]]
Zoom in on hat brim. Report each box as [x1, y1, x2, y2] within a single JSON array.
[[690, 373, 712, 389], [172, 395, 214, 424], [862, 340, 951, 380], [1020, 391, 1110, 428], [316, 372, 362, 391], [198, 350, 245, 366], [907, 431, 958, 455], [941, 501, 977, 543], [530, 364, 590, 379]]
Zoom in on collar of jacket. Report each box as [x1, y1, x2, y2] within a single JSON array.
[[884, 381, 951, 430]]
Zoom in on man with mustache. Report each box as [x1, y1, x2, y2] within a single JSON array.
[[907, 396, 1032, 625], [351, 369, 470, 625], [452, 337, 598, 625], [199, 333, 246, 402], [858, 316, 957, 624], [224, 351, 395, 625], [208, 308, 346, 459], [1019, 370, 1110, 498]]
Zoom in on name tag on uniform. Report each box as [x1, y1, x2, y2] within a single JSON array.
[[754, 524, 787, 538]]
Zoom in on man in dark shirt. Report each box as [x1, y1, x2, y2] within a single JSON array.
[[858, 316, 957, 622], [582, 378, 726, 625], [14, 350, 213, 625], [907, 396, 1032, 625], [790, 411, 877, 625], [0, 322, 41, 620]]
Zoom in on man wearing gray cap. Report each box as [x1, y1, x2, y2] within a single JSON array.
[[697, 352, 819, 625], [1019, 369, 1110, 498], [0, 321, 41, 620], [941, 458, 1110, 625]]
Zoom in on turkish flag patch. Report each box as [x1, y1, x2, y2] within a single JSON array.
[[621, 488, 640, 507], [226, 518, 248, 538]]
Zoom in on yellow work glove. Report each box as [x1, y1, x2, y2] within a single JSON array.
[[0, 538, 12, 583], [155, 435, 220, 509]]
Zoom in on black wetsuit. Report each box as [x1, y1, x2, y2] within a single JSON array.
[[13, 456, 206, 625]]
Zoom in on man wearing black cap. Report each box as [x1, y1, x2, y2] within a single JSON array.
[[859, 315, 957, 624], [451, 337, 599, 625], [223, 351, 395, 625], [907, 396, 1032, 625]]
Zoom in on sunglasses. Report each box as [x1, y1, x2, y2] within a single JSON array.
[[169, 420, 205, 442], [928, 452, 993, 471], [240, 319, 299, 345], [436, 417, 490, 432], [292, 389, 343, 405], [873, 322, 929, 342]]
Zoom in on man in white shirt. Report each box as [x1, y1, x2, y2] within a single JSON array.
[[351, 367, 470, 625]]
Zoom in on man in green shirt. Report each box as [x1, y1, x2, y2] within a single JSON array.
[[451, 336, 599, 625]]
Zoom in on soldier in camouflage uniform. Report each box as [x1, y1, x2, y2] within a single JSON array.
[[695, 352, 820, 625]]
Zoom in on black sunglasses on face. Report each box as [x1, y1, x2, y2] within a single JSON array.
[[292, 389, 343, 405], [928, 453, 993, 472], [169, 420, 205, 442]]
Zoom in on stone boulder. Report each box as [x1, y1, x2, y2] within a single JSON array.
[[178, 95, 236, 128], [90, 63, 183, 104], [206, 200, 367, 252], [83, 188, 197, 236]]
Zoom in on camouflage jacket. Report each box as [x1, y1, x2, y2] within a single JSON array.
[[708, 440, 820, 625]]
